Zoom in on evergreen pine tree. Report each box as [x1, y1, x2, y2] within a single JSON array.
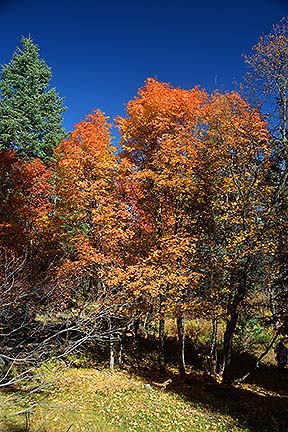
[[0, 36, 66, 163]]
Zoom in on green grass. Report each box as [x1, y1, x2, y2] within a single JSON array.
[[1, 344, 287, 432], [0, 366, 250, 432]]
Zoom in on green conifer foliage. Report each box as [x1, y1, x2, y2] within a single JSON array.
[[0, 36, 66, 163]]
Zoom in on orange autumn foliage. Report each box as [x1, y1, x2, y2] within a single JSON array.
[[0, 150, 51, 253], [116, 78, 208, 317], [52, 110, 132, 299]]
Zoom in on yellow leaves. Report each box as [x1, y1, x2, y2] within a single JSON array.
[[204, 91, 270, 164], [46, 77, 276, 327], [114, 80, 272, 319]]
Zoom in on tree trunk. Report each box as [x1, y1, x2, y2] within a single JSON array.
[[220, 307, 238, 383], [158, 318, 165, 374], [177, 314, 186, 376], [220, 261, 251, 383], [108, 318, 114, 371], [109, 338, 115, 371], [233, 329, 281, 384], [209, 316, 218, 375], [118, 334, 123, 368], [133, 318, 141, 369], [134, 318, 140, 339]]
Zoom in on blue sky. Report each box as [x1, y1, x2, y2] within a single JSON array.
[[0, 0, 287, 142]]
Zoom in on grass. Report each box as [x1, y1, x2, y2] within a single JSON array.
[[2, 360, 287, 432], [0, 322, 287, 432], [0, 365, 252, 432]]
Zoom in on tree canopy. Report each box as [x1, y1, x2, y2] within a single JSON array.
[[0, 36, 66, 163], [0, 19, 287, 392]]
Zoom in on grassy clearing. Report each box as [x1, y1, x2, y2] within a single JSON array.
[[0, 366, 252, 432], [0, 327, 287, 432]]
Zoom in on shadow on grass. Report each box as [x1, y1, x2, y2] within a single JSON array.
[[0, 420, 29, 432], [127, 336, 288, 432]]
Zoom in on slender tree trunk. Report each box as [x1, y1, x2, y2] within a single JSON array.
[[134, 318, 140, 339], [133, 318, 141, 369], [220, 261, 251, 383], [143, 311, 150, 336], [110, 338, 115, 371], [118, 334, 123, 368], [177, 314, 186, 376], [108, 318, 114, 371], [158, 318, 165, 374], [220, 307, 238, 383], [209, 316, 218, 375], [233, 329, 281, 384]]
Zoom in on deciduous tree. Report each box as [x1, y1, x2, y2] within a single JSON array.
[[48, 111, 133, 363], [243, 17, 288, 336], [117, 78, 208, 374], [0, 150, 50, 253], [197, 91, 272, 382]]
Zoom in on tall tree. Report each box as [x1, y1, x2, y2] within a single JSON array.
[[51, 110, 132, 304], [0, 36, 66, 163], [197, 91, 272, 382], [243, 18, 288, 334], [117, 78, 208, 374], [43, 110, 134, 367]]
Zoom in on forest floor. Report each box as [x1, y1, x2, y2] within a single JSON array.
[[0, 359, 288, 432]]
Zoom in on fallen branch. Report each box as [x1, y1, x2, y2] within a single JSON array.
[[232, 328, 281, 384]]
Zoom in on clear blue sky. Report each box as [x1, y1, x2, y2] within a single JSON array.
[[0, 0, 287, 142]]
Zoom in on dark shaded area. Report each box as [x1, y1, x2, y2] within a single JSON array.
[[175, 374, 288, 432], [122, 335, 288, 432], [0, 424, 28, 432]]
